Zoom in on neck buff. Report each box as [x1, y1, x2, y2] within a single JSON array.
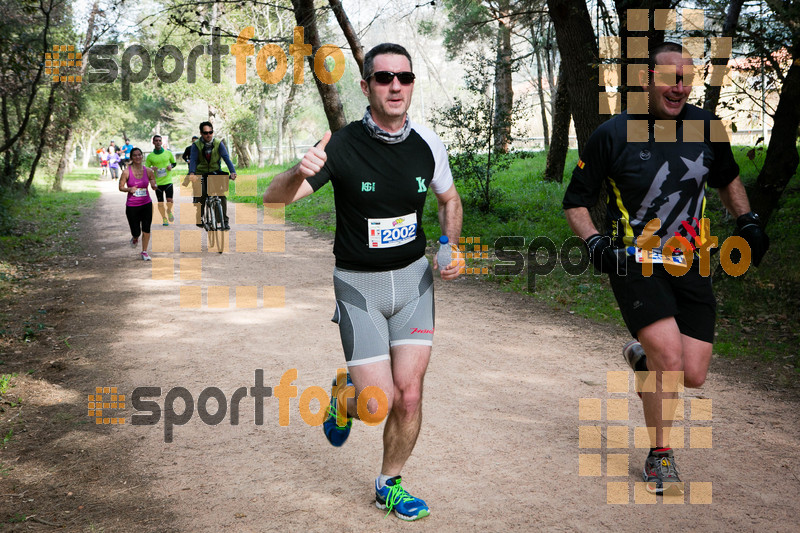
[[362, 107, 411, 144], [153, 147, 164, 154]]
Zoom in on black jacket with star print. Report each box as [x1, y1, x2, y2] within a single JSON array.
[[563, 104, 739, 250]]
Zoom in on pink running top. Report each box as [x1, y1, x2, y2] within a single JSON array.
[[125, 166, 153, 207]]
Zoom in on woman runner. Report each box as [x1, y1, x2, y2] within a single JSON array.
[[119, 147, 158, 261]]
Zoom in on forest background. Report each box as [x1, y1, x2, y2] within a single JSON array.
[[1, 0, 799, 383]]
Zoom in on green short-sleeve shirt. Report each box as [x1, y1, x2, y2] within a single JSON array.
[[145, 150, 177, 186]]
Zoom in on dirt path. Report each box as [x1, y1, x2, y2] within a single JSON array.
[[3, 180, 800, 531]]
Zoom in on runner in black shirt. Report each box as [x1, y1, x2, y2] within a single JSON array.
[[563, 42, 769, 494], [181, 136, 198, 165], [265, 43, 462, 521]]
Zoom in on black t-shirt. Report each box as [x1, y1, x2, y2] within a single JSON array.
[[563, 104, 739, 248], [306, 120, 454, 271]]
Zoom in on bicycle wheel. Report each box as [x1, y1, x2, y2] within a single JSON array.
[[214, 227, 225, 253], [205, 198, 216, 232], [213, 198, 225, 232]]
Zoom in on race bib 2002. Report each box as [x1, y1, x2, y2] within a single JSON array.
[[368, 213, 418, 249]]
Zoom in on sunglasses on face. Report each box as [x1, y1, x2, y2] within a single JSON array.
[[368, 71, 416, 85], [202, 130, 213, 135], [648, 69, 690, 87]]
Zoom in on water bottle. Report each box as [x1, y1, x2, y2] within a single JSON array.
[[436, 236, 451, 269]]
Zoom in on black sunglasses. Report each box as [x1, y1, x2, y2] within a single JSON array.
[[201, 130, 213, 134], [368, 71, 415, 85], [648, 69, 689, 87]]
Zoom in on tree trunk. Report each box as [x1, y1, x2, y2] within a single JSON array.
[[79, 130, 100, 168], [246, 143, 255, 165], [749, 44, 800, 225], [493, 18, 513, 153], [546, 23, 557, 129], [1, 95, 14, 186], [24, 81, 59, 192], [703, 0, 744, 113], [544, 63, 570, 183], [613, 1, 673, 109], [534, 34, 550, 149], [232, 135, 252, 168], [53, 127, 75, 191], [279, 82, 298, 163], [291, 0, 347, 132], [256, 91, 266, 167], [548, 0, 610, 229], [0, 0, 53, 157], [52, 0, 99, 191], [274, 91, 283, 164], [547, 0, 602, 154], [328, 0, 364, 75]]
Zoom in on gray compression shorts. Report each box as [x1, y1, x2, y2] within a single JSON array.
[[332, 255, 435, 366]]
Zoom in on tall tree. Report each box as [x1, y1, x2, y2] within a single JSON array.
[[546, 0, 601, 153], [52, 0, 105, 191], [613, 0, 676, 108], [543, 62, 570, 182], [328, 0, 364, 75], [0, 0, 60, 187], [749, 0, 800, 224], [702, 0, 745, 114], [291, 0, 346, 132], [443, 0, 533, 153], [492, 0, 514, 152]]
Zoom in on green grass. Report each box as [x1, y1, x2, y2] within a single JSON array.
[[0, 169, 101, 339], [228, 162, 337, 233], [0, 169, 100, 263], [241, 147, 799, 373], [0, 373, 13, 396]]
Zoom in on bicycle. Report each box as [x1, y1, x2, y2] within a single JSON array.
[[188, 172, 229, 253]]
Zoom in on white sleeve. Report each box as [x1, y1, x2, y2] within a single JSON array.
[[410, 121, 454, 194]]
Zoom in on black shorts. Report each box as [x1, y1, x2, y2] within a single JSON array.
[[155, 184, 174, 202], [609, 260, 716, 343], [125, 203, 153, 237]]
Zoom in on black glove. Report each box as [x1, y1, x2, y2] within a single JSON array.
[[586, 234, 626, 275], [733, 212, 769, 267]]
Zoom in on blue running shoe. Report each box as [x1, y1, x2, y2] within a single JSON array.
[[322, 373, 353, 447], [375, 476, 430, 521]]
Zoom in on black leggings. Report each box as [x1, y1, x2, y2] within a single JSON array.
[[126, 203, 153, 237]]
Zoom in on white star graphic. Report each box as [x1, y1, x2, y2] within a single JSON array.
[[680, 153, 709, 186]]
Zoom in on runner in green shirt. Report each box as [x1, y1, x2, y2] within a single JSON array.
[[145, 135, 177, 226]]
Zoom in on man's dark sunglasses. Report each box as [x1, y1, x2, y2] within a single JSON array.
[[201, 130, 213, 134], [368, 71, 416, 85], [648, 69, 689, 87]]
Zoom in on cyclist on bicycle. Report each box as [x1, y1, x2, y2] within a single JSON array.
[[187, 121, 237, 230]]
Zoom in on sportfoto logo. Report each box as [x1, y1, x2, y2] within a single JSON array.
[[86, 26, 345, 100], [96, 369, 387, 443], [493, 217, 755, 291]]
